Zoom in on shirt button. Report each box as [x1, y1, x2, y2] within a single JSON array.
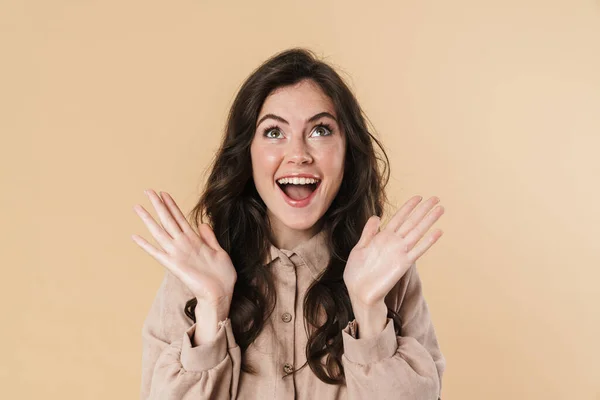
[[283, 363, 294, 374], [281, 312, 292, 323]]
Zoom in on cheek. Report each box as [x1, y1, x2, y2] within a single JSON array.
[[315, 142, 345, 177], [251, 144, 282, 179]]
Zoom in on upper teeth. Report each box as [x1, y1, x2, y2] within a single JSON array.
[[277, 177, 320, 185]]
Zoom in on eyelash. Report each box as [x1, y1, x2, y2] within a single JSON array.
[[263, 123, 334, 138]]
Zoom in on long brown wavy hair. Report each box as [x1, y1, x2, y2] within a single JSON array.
[[184, 48, 402, 384]]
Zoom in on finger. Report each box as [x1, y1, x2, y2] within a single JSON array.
[[384, 195, 423, 233], [403, 205, 445, 251], [159, 191, 196, 236], [355, 215, 381, 249], [145, 189, 183, 239], [407, 229, 443, 261], [395, 196, 440, 237], [131, 234, 171, 267], [133, 204, 174, 251], [198, 223, 222, 251]]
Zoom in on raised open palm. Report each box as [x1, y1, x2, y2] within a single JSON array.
[[343, 195, 444, 307], [132, 189, 237, 315]]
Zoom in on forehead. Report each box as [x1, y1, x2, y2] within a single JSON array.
[[258, 79, 336, 118]]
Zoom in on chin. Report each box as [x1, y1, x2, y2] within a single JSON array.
[[271, 209, 323, 233], [281, 217, 319, 231]]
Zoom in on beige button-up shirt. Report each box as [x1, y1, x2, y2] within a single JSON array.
[[140, 230, 445, 399]]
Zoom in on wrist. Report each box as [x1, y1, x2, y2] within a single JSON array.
[[196, 296, 231, 322], [349, 299, 388, 339], [192, 299, 230, 346]]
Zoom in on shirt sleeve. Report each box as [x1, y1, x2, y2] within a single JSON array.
[[341, 263, 446, 400], [140, 271, 241, 399]]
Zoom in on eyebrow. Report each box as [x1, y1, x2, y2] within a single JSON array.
[[256, 111, 338, 127]]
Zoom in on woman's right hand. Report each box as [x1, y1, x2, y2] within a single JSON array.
[[132, 189, 237, 320]]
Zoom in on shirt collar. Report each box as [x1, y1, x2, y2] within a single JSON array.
[[267, 229, 330, 279]]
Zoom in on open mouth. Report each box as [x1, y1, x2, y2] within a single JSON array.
[[276, 178, 321, 201]]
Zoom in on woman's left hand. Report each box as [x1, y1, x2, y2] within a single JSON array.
[[343, 195, 445, 308]]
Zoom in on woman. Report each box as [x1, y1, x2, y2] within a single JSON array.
[[133, 48, 446, 400]]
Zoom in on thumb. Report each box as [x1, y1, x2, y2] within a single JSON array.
[[199, 223, 222, 251], [356, 215, 381, 249]]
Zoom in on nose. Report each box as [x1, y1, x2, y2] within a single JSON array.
[[286, 137, 313, 165]]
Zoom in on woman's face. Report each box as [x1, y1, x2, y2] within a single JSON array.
[[250, 79, 346, 248]]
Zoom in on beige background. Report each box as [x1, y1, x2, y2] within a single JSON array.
[[2, 0, 599, 399]]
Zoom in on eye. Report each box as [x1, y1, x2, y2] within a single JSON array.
[[263, 126, 283, 139], [311, 123, 333, 137]]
